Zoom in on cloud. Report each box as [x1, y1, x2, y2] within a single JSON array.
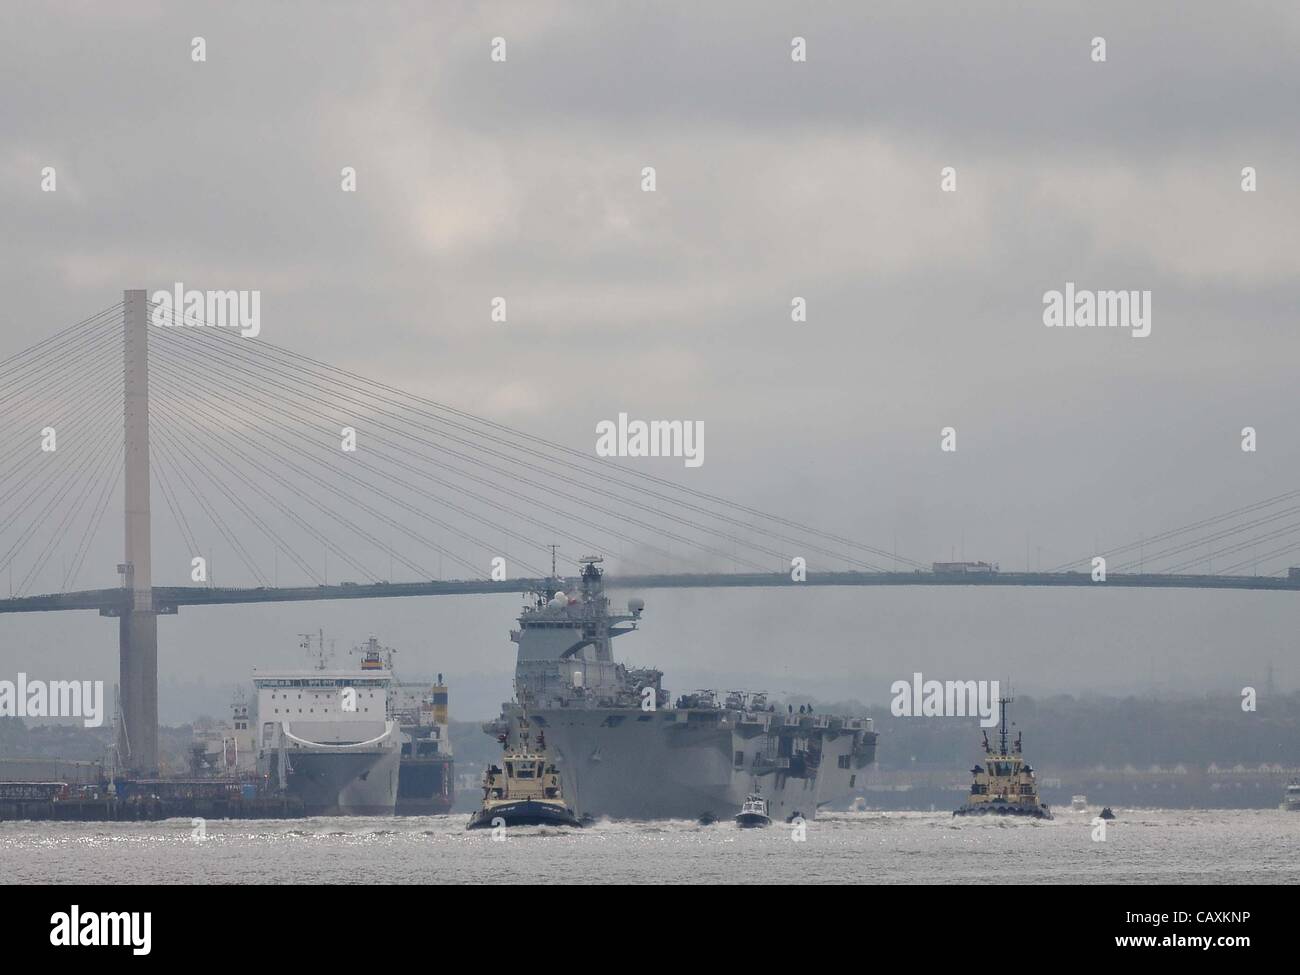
[[2, 1, 1298, 697]]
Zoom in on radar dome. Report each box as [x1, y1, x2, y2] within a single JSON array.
[[548, 594, 566, 609], [628, 597, 645, 614]]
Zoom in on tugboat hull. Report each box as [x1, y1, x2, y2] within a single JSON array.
[[735, 812, 771, 828], [467, 800, 582, 830], [953, 803, 1052, 820]]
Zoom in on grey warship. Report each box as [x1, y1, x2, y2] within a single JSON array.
[[485, 557, 877, 821]]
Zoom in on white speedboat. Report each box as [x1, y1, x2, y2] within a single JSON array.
[[735, 793, 771, 828]]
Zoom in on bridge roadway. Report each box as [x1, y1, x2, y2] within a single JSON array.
[[1, 570, 1297, 615]]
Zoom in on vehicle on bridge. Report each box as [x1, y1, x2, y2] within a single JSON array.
[[932, 561, 999, 575]]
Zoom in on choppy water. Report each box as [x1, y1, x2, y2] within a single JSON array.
[[4, 808, 1296, 884]]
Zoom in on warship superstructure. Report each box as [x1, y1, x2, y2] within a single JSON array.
[[485, 557, 877, 821], [254, 633, 400, 815], [953, 696, 1052, 820]]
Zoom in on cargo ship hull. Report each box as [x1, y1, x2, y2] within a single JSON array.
[[284, 746, 400, 816], [395, 756, 454, 815]]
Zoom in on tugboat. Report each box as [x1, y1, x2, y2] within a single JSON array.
[[735, 793, 772, 828], [1071, 794, 1088, 812], [953, 696, 1052, 820], [467, 716, 581, 830], [1281, 780, 1300, 812]]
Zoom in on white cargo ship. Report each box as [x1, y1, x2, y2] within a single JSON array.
[[255, 633, 400, 815]]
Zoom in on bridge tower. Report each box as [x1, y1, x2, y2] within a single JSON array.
[[117, 288, 157, 773]]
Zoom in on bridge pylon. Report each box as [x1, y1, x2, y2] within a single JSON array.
[[117, 289, 157, 774]]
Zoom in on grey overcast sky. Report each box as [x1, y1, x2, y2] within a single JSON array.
[[2, 1, 1299, 718]]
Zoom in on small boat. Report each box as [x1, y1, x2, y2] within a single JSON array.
[[735, 794, 771, 828], [467, 717, 581, 830], [1283, 780, 1300, 812], [1098, 807, 1116, 820], [697, 811, 719, 825], [953, 695, 1052, 820], [1070, 795, 1088, 812]]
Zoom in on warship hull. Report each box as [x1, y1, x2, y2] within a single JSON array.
[[525, 706, 875, 822]]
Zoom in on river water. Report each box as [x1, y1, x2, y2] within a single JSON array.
[[3, 807, 1296, 884]]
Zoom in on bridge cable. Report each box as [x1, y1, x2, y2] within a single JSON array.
[[148, 314, 880, 572], [151, 403, 384, 584], [0, 370, 124, 501], [151, 426, 320, 586], [149, 371, 485, 579], [63, 448, 126, 591], [0, 302, 122, 386], [1048, 487, 1300, 573], [0, 406, 122, 579], [145, 302, 903, 569], [148, 363, 585, 577], [17, 422, 123, 594], [149, 428, 275, 587], [150, 335, 745, 574], [146, 315, 791, 570]]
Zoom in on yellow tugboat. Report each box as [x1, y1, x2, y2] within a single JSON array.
[[467, 716, 582, 830], [953, 696, 1052, 820]]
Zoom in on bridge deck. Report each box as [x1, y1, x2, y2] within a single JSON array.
[[1, 570, 1296, 615]]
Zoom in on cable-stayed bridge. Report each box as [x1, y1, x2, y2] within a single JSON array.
[[4, 292, 1299, 773]]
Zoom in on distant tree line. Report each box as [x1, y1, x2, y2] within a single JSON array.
[[824, 692, 1300, 769]]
